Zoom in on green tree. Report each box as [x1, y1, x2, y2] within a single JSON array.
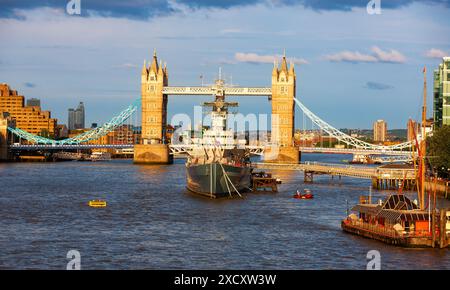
[[427, 125, 450, 178]]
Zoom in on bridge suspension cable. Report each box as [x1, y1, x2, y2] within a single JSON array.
[[7, 94, 413, 152], [8, 98, 140, 145], [293, 97, 412, 151]]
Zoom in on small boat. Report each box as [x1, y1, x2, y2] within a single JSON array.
[[88, 200, 107, 207], [90, 151, 111, 161], [293, 189, 314, 199]]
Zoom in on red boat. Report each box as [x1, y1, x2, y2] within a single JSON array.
[[293, 189, 314, 199]]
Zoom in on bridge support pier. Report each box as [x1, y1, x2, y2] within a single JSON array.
[[0, 117, 14, 161], [133, 144, 173, 164], [0, 143, 7, 161], [304, 171, 313, 183], [263, 146, 300, 164], [372, 177, 415, 191]]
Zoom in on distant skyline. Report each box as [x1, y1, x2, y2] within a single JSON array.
[[0, 0, 449, 129]]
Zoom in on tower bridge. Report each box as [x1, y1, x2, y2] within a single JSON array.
[[3, 49, 414, 163], [135, 50, 299, 164]]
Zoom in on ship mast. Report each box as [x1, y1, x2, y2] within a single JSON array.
[[419, 66, 427, 210]]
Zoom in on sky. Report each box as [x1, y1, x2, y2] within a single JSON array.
[[0, 0, 449, 130]]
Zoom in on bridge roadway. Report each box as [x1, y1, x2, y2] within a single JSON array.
[[11, 144, 411, 157], [298, 147, 412, 156], [10, 144, 134, 150], [252, 161, 416, 180]]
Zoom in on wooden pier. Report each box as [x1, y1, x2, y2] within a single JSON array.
[[251, 172, 278, 193], [342, 208, 450, 249]]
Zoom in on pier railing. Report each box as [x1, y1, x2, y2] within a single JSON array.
[[253, 162, 416, 181], [344, 219, 433, 239], [345, 220, 400, 238], [253, 162, 377, 179]]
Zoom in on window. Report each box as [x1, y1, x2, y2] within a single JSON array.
[[146, 103, 157, 109], [279, 86, 287, 95]]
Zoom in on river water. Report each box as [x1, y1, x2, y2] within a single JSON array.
[[0, 153, 449, 269]]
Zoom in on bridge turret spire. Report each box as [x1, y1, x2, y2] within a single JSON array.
[[141, 59, 147, 75], [289, 61, 295, 75], [272, 58, 278, 76], [158, 60, 164, 75], [150, 49, 159, 73], [280, 51, 288, 73]]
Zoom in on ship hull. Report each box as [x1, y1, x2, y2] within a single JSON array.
[[186, 162, 252, 198]]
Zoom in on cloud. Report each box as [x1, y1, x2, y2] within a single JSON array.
[[177, 0, 260, 9], [324, 51, 377, 63], [289, 0, 449, 11], [425, 48, 448, 59], [0, 0, 174, 20], [324, 47, 406, 63], [371, 46, 406, 63], [112, 63, 138, 69], [220, 28, 244, 34], [23, 82, 36, 88], [1, 0, 449, 20], [365, 81, 394, 90], [235, 52, 308, 65]]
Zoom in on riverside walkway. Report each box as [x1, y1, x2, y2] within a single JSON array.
[[253, 162, 416, 189]]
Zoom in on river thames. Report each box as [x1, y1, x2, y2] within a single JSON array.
[[0, 153, 449, 270]]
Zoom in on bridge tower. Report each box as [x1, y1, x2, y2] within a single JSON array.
[[264, 52, 300, 163], [134, 50, 173, 164]]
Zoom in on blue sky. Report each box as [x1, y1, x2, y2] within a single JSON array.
[[0, 0, 449, 129]]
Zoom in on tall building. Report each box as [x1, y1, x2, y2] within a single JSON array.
[[373, 119, 387, 142], [433, 56, 450, 128], [68, 102, 85, 130], [68, 108, 75, 130], [26, 98, 40, 108], [141, 50, 168, 144], [0, 83, 57, 136], [407, 119, 419, 142]]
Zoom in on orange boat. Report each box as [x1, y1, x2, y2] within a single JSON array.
[[293, 189, 314, 199]]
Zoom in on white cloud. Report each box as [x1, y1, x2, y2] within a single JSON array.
[[112, 63, 138, 69], [371, 46, 406, 63], [425, 48, 448, 59], [220, 28, 243, 34], [234, 52, 308, 64], [324, 51, 378, 63], [324, 47, 406, 63]]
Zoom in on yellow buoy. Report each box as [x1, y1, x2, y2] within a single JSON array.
[[88, 200, 107, 208]]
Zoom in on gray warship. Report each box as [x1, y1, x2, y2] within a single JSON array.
[[185, 77, 252, 198]]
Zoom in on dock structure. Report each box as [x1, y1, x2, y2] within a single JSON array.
[[251, 172, 278, 193], [253, 162, 416, 190]]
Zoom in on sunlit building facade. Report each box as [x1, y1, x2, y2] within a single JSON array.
[[373, 119, 387, 142], [433, 56, 450, 128], [0, 83, 57, 137]]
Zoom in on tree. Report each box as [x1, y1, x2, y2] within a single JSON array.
[[427, 125, 450, 178]]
